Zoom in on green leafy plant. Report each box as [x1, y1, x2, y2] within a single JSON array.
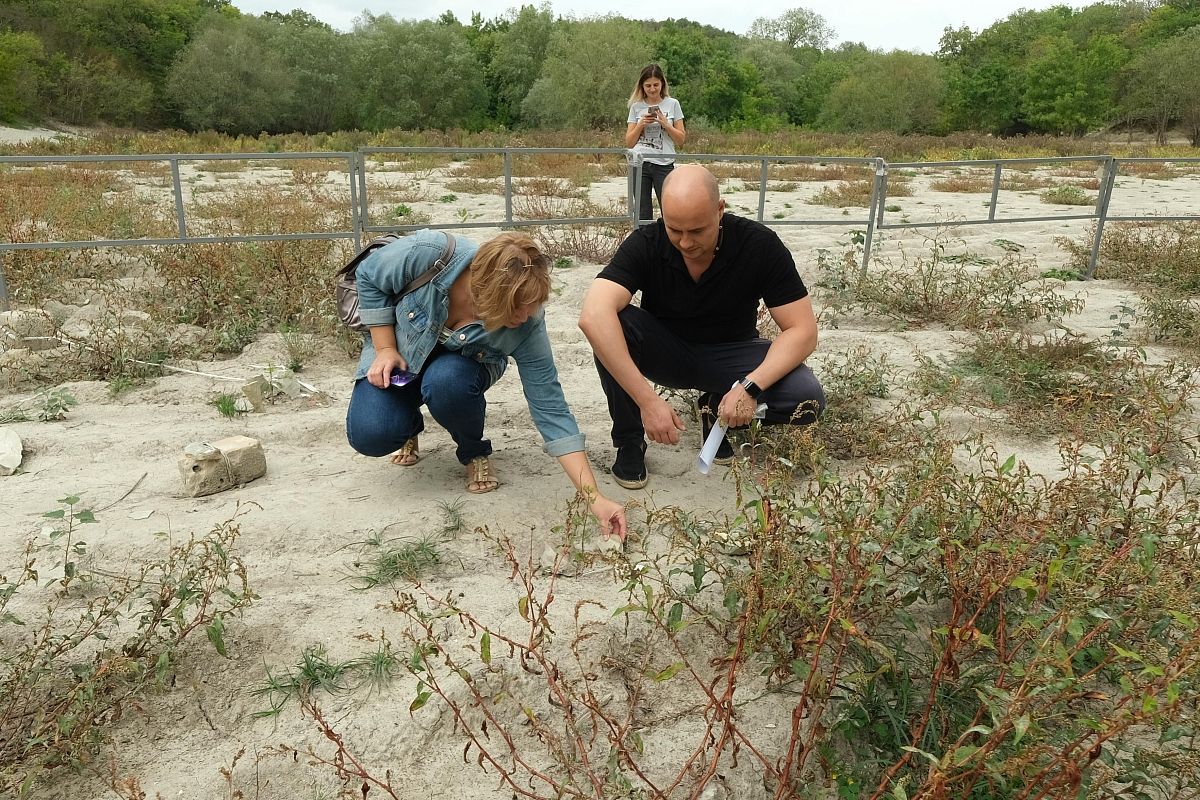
[[41, 495, 97, 589], [279, 323, 317, 372], [36, 388, 76, 422]]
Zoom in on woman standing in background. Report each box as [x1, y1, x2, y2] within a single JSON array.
[[625, 64, 685, 224]]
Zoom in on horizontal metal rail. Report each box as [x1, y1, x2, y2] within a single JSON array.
[[3, 148, 1200, 311]]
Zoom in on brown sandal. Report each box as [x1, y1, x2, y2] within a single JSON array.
[[389, 437, 420, 466], [466, 456, 498, 494]]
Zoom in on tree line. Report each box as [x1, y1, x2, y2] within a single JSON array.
[[1, 0, 1199, 143]]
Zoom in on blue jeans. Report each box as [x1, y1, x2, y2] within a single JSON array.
[[346, 348, 492, 465]]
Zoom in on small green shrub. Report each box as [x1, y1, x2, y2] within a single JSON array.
[[1040, 185, 1094, 205]]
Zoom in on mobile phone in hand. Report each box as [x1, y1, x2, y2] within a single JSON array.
[[389, 369, 416, 387]]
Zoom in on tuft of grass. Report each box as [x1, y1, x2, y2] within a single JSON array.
[[930, 174, 991, 192], [437, 498, 466, 537], [808, 179, 912, 208], [1040, 185, 1094, 205], [210, 392, 242, 418], [350, 536, 442, 589]]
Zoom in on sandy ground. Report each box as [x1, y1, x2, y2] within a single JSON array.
[[1, 133, 1196, 798], [0, 124, 79, 145]]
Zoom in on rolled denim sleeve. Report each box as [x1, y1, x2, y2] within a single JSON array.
[[511, 312, 585, 457]]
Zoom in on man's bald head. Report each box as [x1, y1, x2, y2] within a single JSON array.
[[659, 165, 725, 264], [661, 165, 721, 212]]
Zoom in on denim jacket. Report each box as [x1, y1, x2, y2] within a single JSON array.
[[354, 229, 585, 457]]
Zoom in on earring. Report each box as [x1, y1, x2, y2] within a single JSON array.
[[714, 225, 723, 252]]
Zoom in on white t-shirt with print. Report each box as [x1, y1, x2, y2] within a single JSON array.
[[628, 97, 684, 166]]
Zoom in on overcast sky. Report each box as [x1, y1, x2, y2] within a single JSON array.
[[234, 0, 1079, 54]]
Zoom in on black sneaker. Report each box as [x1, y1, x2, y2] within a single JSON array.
[[697, 393, 735, 465], [612, 440, 648, 489]]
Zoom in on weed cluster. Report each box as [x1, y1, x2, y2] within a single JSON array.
[[515, 194, 626, 264], [278, 417, 1200, 799], [818, 232, 1083, 329], [913, 329, 1198, 439], [0, 503, 254, 794], [808, 178, 913, 208], [1141, 292, 1200, 355], [1059, 221, 1200, 293]]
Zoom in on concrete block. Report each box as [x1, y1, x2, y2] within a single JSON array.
[[178, 435, 266, 497], [0, 429, 22, 476], [0, 310, 59, 352]]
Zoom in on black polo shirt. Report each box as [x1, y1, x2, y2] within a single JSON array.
[[597, 213, 808, 344]]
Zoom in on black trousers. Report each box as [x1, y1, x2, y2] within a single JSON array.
[[637, 161, 674, 224], [595, 305, 826, 447]]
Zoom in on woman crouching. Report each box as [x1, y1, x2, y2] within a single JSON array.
[[346, 229, 626, 540]]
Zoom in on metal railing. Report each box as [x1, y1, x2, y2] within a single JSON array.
[[3, 148, 1199, 311]]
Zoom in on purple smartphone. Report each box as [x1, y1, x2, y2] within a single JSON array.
[[389, 369, 417, 387]]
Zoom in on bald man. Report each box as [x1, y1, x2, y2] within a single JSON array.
[[578, 164, 825, 489]]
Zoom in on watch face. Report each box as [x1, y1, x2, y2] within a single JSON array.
[[741, 379, 761, 398]]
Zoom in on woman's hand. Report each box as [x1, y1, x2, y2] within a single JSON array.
[[591, 495, 628, 541], [366, 347, 408, 388]]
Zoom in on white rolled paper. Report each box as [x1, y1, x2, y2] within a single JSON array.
[[696, 396, 768, 475]]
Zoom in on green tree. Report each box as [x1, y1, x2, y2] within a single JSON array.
[[258, 12, 352, 132], [786, 42, 871, 127], [694, 52, 778, 130], [347, 15, 488, 131], [42, 53, 155, 125], [818, 50, 946, 134], [0, 30, 44, 121], [1021, 33, 1125, 134], [164, 15, 292, 134], [77, 0, 207, 80], [747, 6, 834, 49], [1120, 25, 1200, 144], [486, 4, 555, 127], [1133, 0, 1200, 46], [651, 18, 727, 91], [521, 17, 652, 129], [739, 38, 806, 125]]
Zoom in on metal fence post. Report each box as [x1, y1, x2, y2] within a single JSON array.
[[757, 158, 769, 222], [629, 153, 645, 227], [0, 255, 9, 311], [169, 157, 187, 240], [503, 150, 514, 225], [1085, 157, 1118, 280], [347, 153, 362, 250], [356, 151, 370, 242], [861, 159, 888, 274]]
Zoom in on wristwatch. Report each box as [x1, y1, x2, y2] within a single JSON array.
[[739, 378, 762, 399]]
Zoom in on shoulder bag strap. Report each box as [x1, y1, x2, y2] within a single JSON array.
[[397, 231, 457, 299]]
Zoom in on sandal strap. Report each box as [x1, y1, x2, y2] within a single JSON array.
[[470, 457, 492, 482]]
